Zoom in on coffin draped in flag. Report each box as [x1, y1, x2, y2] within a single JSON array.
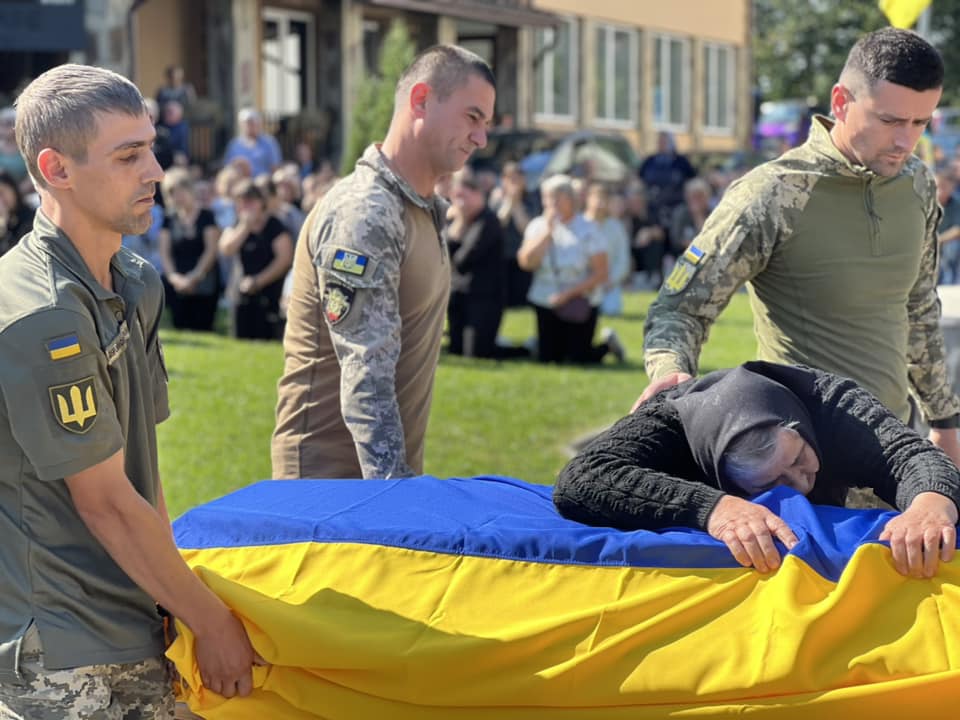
[[169, 477, 960, 718]]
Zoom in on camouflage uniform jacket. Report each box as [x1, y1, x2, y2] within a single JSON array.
[[644, 116, 960, 423], [272, 144, 450, 479]]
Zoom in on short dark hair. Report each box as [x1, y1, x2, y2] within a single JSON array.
[[15, 63, 147, 189], [841, 27, 943, 93], [232, 178, 266, 205], [396, 44, 495, 104]]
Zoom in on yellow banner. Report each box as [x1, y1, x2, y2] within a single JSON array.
[[880, 0, 932, 28]]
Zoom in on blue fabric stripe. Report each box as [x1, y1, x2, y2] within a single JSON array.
[[47, 334, 79, 351], [173, 477, 898, 582]]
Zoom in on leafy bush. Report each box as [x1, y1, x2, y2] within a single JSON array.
[[340, 20, 416, 175]]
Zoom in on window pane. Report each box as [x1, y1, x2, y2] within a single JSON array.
[[595, 27, 607, 118], [669, 40, 684, 124], [554, 23, 571, 115], [534, 29, 547, 114], [702, 46, 711, 126], [717, 48, 729, 128], [614, 30, 630, 120], [654, 37, 664, 122]]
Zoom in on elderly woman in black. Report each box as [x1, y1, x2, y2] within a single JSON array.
[[554, 361, 960, 578]]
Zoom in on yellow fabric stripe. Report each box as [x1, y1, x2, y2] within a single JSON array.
[[879, 0, 931, 28], [169, 542, 960, 717], [49, 344, 81, 360]]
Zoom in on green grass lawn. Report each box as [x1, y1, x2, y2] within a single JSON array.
[[158, 291, 756, 518]]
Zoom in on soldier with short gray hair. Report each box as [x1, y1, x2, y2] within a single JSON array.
[[0, 63, 261, 718], [272, 45, 496, 479], [641, 27, 960, 468]]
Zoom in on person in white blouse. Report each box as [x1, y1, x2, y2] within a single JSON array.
[[517, 174, 625, 363]]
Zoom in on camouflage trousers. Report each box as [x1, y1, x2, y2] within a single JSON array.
[[0, 625, 174, 720]]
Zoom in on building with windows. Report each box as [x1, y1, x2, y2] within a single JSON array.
[[130, 0, 749, 166], [526, 0, 750, 154], [2, 1, 749, 169]]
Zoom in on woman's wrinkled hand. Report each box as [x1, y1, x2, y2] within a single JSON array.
[[880, 492, 958, 578], [706, 495, 799, 573]]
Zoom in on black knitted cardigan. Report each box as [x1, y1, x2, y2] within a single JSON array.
[[554, 363, 960, 531]]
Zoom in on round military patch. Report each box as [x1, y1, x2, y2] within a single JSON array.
[[323, 283, 356, 325]]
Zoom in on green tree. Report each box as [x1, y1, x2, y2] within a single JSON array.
[[753, 0, 886, 107], [341, 20, 416, 175], [929, 0, 960, 106]]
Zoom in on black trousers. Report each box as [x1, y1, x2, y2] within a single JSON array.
[[233, 290, 282, 340], [632, 241, 665, 281], [170, 293, 218, 331], [163, 273, 221, 332], [534, 304, 608, 364], [447, 293, 504, 359]]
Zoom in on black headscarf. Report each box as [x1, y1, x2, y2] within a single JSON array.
[[668, 364, 822, 490]]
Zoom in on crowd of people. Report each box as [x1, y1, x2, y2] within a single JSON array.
[[0, 66, 748, 357], [3, 29, 960, 719]]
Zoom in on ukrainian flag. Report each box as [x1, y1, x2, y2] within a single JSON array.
[[880, 0, 932, 28], [170, 477, 960, 718], [46, 333, 80, 360], [682, 244, 704, 265]]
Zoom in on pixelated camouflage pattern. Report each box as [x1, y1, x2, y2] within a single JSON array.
[[0, 648, 173, 719], [906, 165, 960, 421], [644, 116, 960, 423], [279, 144, 448, 479]]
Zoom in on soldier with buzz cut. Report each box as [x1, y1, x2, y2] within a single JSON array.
[[641, 27, 960, 467], [272, 45, 496, 479], [0, 64, 261, 718]]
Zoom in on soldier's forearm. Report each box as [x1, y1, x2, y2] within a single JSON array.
[[643, 349, 695, 381]]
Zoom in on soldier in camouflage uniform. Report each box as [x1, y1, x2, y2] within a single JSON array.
[[272, 46, 496, 479], [643, 28, 960, 465], [0, 65, 260, 719]]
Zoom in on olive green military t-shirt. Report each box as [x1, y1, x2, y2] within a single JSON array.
[[0, 211, 169, 673]]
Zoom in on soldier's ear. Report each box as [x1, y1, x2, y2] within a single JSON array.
[[830, 84, 851, 122], [409, 82, 430, 118], [37, 148, 71, 189]]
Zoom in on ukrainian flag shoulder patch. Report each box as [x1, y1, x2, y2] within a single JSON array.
[[47, 333, 81, 361], [331, 249, 368, 276], [664, 244, 708, 295], [683, 245, 705, 265]]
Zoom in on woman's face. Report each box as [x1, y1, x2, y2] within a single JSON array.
[[732, 427, 820, 496], [586, 188, 607, 218], [235, 195, 266, 224], [543, 189, 575, 222], [0, 183, 17, 212], [453, 180, 485, 218], [171, 182, 195, 209]]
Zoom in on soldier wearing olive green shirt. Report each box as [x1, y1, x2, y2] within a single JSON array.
[[0, 64, 261, 719], [642, 28, 960, 466]]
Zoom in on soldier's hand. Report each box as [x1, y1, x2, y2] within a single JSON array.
[[880, 492, 958, 578], [706, 495, 798, 573], [194, 608, 266, 699], [631, 372, 692, 412]]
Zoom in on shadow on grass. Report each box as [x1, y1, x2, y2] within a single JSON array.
[[440, 351, 641, 373], [160, 333, 220, 348]]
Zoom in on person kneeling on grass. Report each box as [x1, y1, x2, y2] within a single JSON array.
[[554, 361, 960, 578]]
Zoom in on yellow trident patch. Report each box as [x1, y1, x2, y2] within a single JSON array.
[[49, 377, 98, 434], [664, 245, 707, 295]]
